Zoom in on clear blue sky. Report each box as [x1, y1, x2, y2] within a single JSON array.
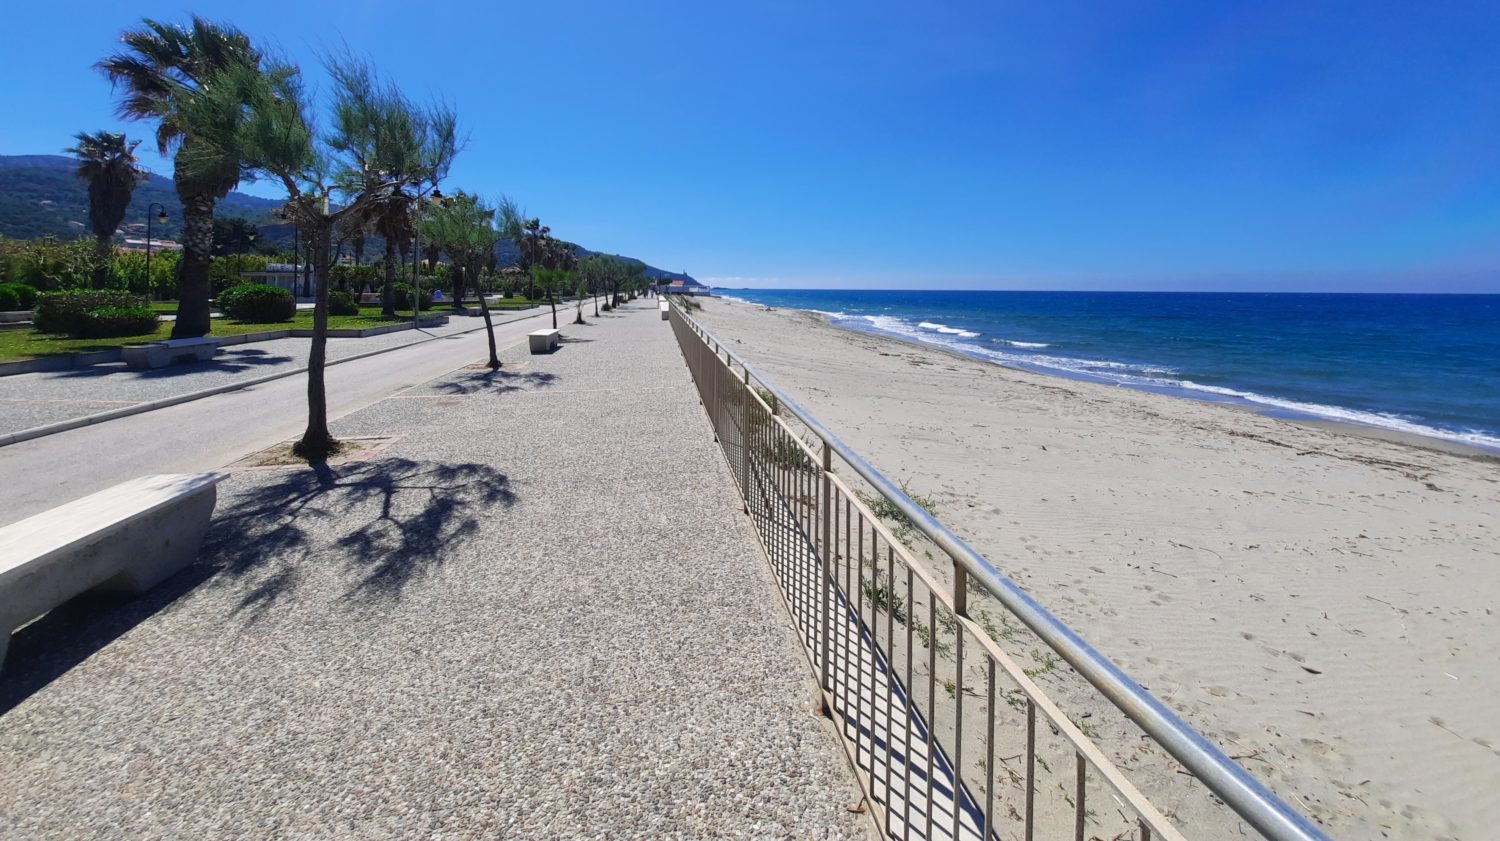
[[3, 1, 1499, 292]]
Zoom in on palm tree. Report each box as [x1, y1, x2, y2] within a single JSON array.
[[173, 56, 455, 458], [65, 131, 146, 289], [98, 16, 264, 338]]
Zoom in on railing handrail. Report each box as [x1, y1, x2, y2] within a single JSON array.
[[670, 302, 1332, 841]]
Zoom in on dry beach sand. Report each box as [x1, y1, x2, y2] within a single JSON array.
[[693, 297, 1499, 840]]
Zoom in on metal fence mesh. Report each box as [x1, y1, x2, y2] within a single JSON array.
[[668, 304, 1324, 841]]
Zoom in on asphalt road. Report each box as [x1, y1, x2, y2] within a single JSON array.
[[0, 307, 571, 527]]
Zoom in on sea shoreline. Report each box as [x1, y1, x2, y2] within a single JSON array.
[[690, 295, 1500, 840], [811, 308, 1500, 460], [716, 290, 1500, 456]]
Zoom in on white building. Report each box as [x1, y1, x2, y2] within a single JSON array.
[[238, 264, 307, 295]]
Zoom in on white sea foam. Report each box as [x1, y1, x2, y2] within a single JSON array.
[[823, 309, 1500, 451], [917, 321, 980, 338], [1170, 382, 1500, 448]]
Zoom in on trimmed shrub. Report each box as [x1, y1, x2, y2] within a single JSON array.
[[330, 264, 380, 293], [34, 290, 144, 334], [0, 282, 38, 311], [393, 283, 434, 310], [218, 283, 295, 323], [328, 290, 359, 316], [76, 306, 160, 339]]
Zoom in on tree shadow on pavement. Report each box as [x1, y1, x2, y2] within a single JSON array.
[[50, 347, 296, 381], [435, 370, 559, 396], [0, 458, 514, 714], [208, 458, 517, 618]]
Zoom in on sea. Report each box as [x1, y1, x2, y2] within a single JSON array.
[[714, 289, 1500, 453]]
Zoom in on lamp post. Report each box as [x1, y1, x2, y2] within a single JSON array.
[[275, 207, 303, 298], [145, 203, 168, 300], [412, 187, 442, 330]]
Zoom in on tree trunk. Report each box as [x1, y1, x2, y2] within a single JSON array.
[[549, 290, 558, 329], [475, 265, 500, 370], [381, 234, 398, 317], [92, 234, 112, 290], [451, 260, 467, 312], [295, 226, 337, 459], [172, 193, 216, 338]]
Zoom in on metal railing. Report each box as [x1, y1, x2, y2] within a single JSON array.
[[667, 302, 1331, 841]]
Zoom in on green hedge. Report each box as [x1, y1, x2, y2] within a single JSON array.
[[330, 264, 380, 292], [76, 306, 160, 338], [393, 283, 434, 310], [328, 290, 359, 316], [218, 283, 295, 323], [0, 282, 38, 311], [35, 290, 146, 335]]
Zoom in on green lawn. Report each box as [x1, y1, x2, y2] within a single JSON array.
[[0, 307, 437, 363]]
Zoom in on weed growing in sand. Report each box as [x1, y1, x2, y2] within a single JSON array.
[[761, 436, 817, 472], [863, 572, 909, 622], [912, 610, 955, 657], [1024, 649, 1063, 679], [977, 608, 1023, 643], [856, 479, 940, 547], [1069, 714, 1101, 739]]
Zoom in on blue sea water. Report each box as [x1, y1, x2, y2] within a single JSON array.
[[714, 289, 1500, 452]]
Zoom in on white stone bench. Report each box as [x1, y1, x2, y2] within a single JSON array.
[[121, 337, 218, 370], [659, 300, 670, 320], [528, 328, 561, 354], [0, 473, 223, 668]]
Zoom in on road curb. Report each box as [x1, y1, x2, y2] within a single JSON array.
[[0, 309, 554, 449]]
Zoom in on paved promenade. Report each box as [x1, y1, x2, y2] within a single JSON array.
[[0, 307, 554, 435], [0, 302, 870, 839]]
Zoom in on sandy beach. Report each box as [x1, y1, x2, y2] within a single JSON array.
[[693, 296, 1499, 840]]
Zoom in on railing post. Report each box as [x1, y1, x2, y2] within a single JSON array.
[[819, 440, 832, 702], [953, 559, 969, 618], [740, 367, 751, 513]]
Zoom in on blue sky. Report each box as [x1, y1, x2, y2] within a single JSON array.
[[3, 1, 1500, 292]]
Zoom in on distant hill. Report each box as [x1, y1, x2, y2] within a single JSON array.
[[0, 154, 700, 286], [0, 154, 283, 241]]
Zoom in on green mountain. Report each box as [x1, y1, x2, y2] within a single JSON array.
[[0, 154, 699, 285], [0, 154, 284, 241]]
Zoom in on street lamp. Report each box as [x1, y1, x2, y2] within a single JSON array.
[[145, 203, 168, 300], [275, 207, 301, 297], [411, 187, 442, 330]]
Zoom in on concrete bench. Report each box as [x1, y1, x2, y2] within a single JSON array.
[[659, 300, 670, 320], [358, 292, 382, 305], [121, 337, 218, 370], [0, 473, 223, 669], [528, 328, 560, 354]]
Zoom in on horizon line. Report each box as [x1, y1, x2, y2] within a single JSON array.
[[709, 286, 1500, 295]]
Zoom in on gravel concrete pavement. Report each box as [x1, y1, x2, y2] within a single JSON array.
[[0, 301, 871, 839]]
